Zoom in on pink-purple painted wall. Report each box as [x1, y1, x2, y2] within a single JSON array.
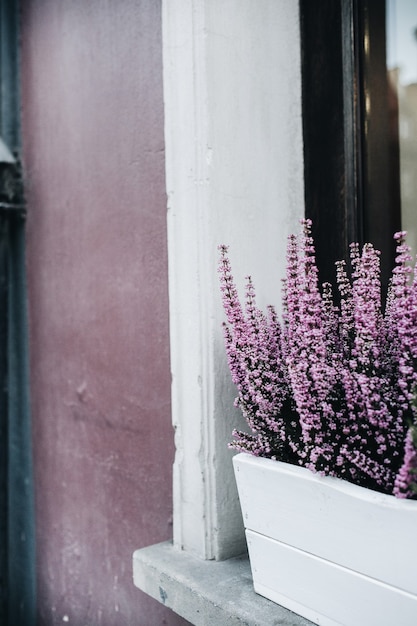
[[20, 1, 187, 624]]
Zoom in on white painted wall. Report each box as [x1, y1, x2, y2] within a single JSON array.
[[163, 0, 305, 560]]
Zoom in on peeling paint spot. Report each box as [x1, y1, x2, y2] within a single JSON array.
[[206, 146, 213, 165], [159, 586, 168, 604], [76, 381, 87, 402]]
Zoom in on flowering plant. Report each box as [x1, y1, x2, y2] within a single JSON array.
[[218, 220, 417, 498]]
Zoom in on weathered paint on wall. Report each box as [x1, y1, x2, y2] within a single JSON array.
[[20, 1, 187, 624]]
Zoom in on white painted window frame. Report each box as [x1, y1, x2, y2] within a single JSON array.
[[163, 0, 305, 561]]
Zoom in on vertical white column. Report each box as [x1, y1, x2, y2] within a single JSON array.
[[163, 0, 305, 560]]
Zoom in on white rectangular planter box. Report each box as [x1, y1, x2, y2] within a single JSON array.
[[233, 452, 417, 626]]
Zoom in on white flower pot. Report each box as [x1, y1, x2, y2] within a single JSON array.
[[233, 452, 417, 626]]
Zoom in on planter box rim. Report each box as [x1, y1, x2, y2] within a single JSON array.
[[233, 451, 417, 509]]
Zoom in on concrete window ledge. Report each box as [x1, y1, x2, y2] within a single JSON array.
[[133, 541, 313, 626]]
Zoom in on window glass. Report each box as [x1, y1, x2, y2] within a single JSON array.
[[387, 0, 417, 255]]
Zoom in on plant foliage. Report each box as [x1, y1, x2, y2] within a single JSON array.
[[218, 220, 417, 498]]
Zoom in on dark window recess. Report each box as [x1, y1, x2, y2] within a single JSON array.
[[300, 0, 401, 293]]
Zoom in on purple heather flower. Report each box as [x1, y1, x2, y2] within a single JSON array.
[[219, 224, 417, 498], [393, 427, 417, 498]]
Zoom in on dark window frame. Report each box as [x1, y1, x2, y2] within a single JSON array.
[[0, 1, 35, 624]]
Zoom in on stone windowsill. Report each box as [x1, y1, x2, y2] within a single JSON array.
[[133, 540, 313, 626]]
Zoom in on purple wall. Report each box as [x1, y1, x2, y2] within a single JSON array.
[[20, 1, 187, 624]]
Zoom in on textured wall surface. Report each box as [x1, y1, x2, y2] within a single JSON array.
[[20, 1, 187, 624]]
